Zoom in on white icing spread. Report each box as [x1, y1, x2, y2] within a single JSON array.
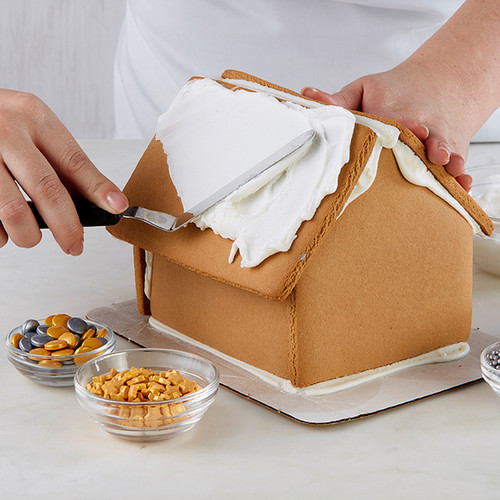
[[156, 78, 317, 212], [155, 77, 482, 269], [157, 78, 355, 267], [340, 114, 399, 213], [149, 316, 469, 395], [393, 141, 482, 234], [143, 250, 153, 299]]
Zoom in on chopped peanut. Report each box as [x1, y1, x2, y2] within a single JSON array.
[[86, 366, 202, 429], [86, 367, 200, 403]]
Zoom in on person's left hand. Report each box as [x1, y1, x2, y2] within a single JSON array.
[[302, 64, 474, 191]]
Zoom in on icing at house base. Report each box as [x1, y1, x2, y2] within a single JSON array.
[[150, 316, 469, 395]]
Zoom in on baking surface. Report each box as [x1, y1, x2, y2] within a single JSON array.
[[88, 300, 496, 425], [1, 139, 500, 499]]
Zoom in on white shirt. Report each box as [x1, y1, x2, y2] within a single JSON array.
[[114, 0, 499, 142]]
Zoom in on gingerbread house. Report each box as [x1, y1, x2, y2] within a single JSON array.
[[108, 71, 492, 388]]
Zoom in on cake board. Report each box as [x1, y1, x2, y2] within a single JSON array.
[[87, 300, 494, 425]]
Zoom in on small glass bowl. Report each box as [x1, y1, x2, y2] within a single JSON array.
[[480, 341, 500, 396], [467, 164, 500, 277], [5, 319, 116, 387], [74, 349, 219, 441]]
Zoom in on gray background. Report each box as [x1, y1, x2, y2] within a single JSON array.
[[0, 0, 125, 139]]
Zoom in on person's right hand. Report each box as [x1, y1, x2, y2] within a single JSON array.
[[0, 89, 129, 255]]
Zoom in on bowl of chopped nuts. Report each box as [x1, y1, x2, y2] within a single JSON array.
[[74, 348, 219, 441], [480, 341, 500, 396], [5, 314, 116, 387]]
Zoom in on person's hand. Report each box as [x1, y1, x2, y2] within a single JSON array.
[[0, 89, 129, 254], [303, 0, 500, 194], [302, 64, 474, 191]]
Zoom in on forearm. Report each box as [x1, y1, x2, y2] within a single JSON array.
[[402, 0, 500, 132]]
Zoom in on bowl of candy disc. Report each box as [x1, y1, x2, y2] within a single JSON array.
[[6, 314, 115, 387]]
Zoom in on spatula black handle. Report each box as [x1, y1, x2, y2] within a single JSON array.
[[28, 199, 121, 229]]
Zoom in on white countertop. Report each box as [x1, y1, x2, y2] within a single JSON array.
[[1, 139, 500, 500]]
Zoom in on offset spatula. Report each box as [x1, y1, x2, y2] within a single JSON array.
[[29, 130, 315, 232]]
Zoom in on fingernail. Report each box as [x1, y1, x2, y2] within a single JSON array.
[[420, 125, 429, 139], [68, 240, 83, 256], [301, 87, 319, 94], [450, 152, 465, 162], [437, 142, 451, 162], [106, 191, 129, 213], [302, 88, 338, 106]]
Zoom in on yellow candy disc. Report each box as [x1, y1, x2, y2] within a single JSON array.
[[52, 314, 71, 328], [38, 359, 63, 368], [28, 348, 51, 361], [75, 346, 93, 355], [82, 329, 95, 340], [51, 348, 75, 357], [44, 339, 69, 351], [81, 338, 104, 350], [11, 333, 23, 348], [74, 346, 96, 366], [47, 326, 68, 339], [59, 332, 78, 349]]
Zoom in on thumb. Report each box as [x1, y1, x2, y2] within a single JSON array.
[[302, 80, 364, 110]]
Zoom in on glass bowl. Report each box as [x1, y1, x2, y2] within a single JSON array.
[[5, 319, 116, 387], [467, 164, 500, 277], [480, 341, 500, 396], [74, 349, 219, 441]]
